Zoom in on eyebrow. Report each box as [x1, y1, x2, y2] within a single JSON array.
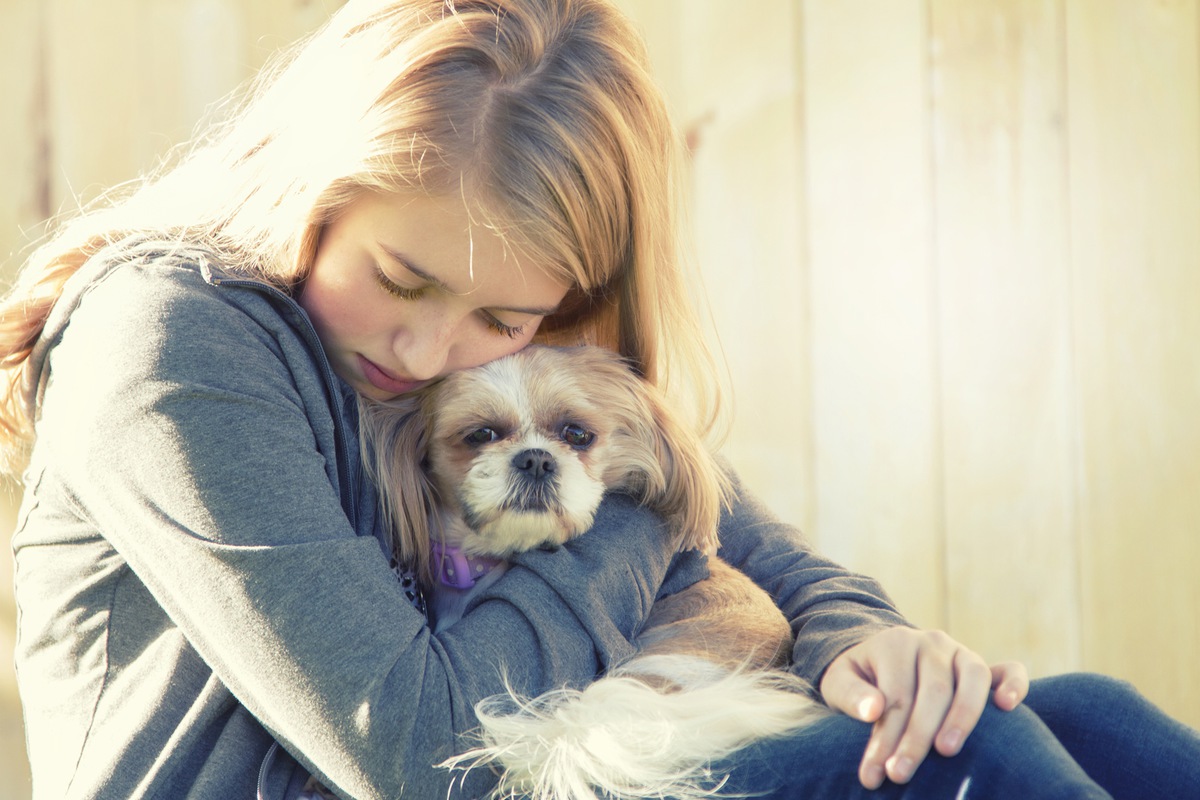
[[378, 243, 562, 317]]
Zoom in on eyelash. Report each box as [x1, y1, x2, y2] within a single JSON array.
[[373, 266, 424, 300], [485, 316, 526, 339], [374, 265, 526, 339]]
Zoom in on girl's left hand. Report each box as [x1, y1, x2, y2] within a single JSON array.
[[818, 626, 1029, 789]]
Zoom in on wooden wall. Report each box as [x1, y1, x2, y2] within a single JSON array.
[[1, 1, 1197, 795], [618, 0, 1200, 731]]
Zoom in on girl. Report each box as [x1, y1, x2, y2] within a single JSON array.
[[2, 1, 1196, 798]]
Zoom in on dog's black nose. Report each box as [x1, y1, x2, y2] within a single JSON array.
[[511, 448, 555, 480]]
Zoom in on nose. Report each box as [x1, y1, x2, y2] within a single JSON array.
[[511, 448, 555, 480]]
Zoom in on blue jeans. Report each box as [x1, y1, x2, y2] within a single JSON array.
[[712, 673, 1200, 799]]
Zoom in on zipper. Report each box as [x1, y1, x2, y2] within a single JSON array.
[[257, 741, 280, 800]]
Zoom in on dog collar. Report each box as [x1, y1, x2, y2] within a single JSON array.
[[430, 540, 503, 590]]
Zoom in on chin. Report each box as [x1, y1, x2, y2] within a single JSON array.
[[361, 344, 828, 800]]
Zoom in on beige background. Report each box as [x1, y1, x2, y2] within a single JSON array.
[[2, 1, 1198, 795]]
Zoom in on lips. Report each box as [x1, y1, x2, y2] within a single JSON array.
[[357, 355, 427, 396]]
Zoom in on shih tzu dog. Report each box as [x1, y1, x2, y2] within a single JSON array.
[[360, 345, 826, 800]]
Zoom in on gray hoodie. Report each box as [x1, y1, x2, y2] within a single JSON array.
[[11, 240, 906, 799]]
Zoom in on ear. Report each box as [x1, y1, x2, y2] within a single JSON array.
[[627, 380, 730, 555], [358, 396, 438, 585]]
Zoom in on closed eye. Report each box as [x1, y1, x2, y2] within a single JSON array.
[[373, 264, 425, 300], [482, 312, 526, 339], [376, 262, 529, 338]]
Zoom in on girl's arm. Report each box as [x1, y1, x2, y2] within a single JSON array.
[[713, 467, 910, 684], [39, 260, 694, 798], [713, 466, 1028, 790]]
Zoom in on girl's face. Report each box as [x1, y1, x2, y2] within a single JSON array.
[[299, 191, 570, 401]]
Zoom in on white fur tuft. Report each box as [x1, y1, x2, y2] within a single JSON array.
[[441, 655, 828, 800]]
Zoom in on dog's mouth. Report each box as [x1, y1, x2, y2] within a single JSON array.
[[503, 479, 558, 513], [462, 480, 563, 529]]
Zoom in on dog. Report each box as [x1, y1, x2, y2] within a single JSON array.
[[360, 345, 826, 800]]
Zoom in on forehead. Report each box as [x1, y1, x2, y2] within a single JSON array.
[[431, 351, 603, 430], [350, 190, 569, 309]]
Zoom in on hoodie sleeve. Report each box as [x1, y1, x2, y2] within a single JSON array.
[[714, 468, 912, 687], [37, 260, 692, 799]]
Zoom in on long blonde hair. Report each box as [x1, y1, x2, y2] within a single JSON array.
[[0, 0, 723, 472]]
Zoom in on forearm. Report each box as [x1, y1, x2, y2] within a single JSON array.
[[714, 469, 910, 685]]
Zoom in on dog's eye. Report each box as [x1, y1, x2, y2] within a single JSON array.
[[464, 427, 500, 446], [560, 423, 595, 450]]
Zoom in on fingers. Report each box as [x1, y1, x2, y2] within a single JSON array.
[[869, 630, 963, 786], [859, 669, 916, 788], [990, 660, 1030, 710], [819, 657, 886, 723], [840, 630, 998, 788], [822, 627, 927, 789], [931, 649, 992, 757], [821, 627, 1029, 790]]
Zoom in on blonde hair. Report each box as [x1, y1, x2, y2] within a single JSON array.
[[0, 0, 723, 472]]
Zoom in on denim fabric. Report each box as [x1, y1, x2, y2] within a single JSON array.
[[712, 673, 1200, 799]]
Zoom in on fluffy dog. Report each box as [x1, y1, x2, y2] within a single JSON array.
[[361, 345, 825, 800]]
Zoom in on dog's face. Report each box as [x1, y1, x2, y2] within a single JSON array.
[[421, 347, 663, 557], [367, 345, 724, 580]]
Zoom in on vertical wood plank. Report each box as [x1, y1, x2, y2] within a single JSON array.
[[42, 0, 345, 216], [242, 0, 347, 58], [0, 0, 46, 270], [676, 0, 812, 535], [609, 0, 687, 112], [142, 0, 246, 152], [44, 0, 148, 210], [612, 0, 814, 536], [1066, 0, 1200, 728], [929, 0, 1080, 676], [0, 1, 45, 795], [802, 0, 944, 627]]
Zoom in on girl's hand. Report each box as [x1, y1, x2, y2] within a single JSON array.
[[818, 626, 1028, 789]]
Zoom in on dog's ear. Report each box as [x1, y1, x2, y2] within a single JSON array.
[[615, 372, 729, 556], [358, 396, 438, 585]]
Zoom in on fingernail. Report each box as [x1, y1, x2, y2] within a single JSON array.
[[861, 764, 885, 790], [887, 755, 915, 782], [857, 697, 875, 719], [944, 728, 964, 752]]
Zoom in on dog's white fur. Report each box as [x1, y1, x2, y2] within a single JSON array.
[[361, 345, 827, 800]]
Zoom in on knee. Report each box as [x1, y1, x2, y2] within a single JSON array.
[[942, 704, 1104, 795], [1031, 672, 1142, 706], [1025, 671, 1150, 732]]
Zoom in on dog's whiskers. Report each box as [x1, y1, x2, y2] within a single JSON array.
[[501, 481, 559, 513]]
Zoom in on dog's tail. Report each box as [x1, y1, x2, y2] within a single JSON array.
[[440, 655, 828, 800]]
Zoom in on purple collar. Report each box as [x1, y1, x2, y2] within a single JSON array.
[[430, 540, 503, 590]]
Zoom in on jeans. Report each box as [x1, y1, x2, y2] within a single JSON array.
[[712, 673, 1200, 799]]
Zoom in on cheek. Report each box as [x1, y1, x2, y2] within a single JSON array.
[[301, 266, 387, 345]]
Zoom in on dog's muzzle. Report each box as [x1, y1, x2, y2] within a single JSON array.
[[506, 448, 558, 511]]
